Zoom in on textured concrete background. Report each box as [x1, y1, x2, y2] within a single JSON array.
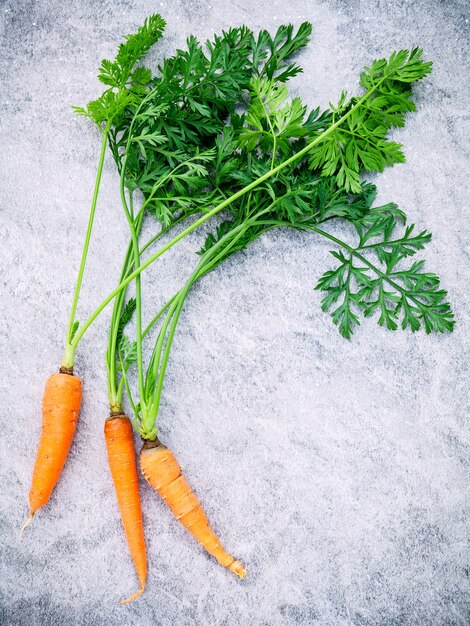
[[1, 1, 469, 624]]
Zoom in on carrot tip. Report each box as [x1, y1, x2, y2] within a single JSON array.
[[120, 587, 145, 606], [229, 560, 247, 579], [19, 512, 35, 539]]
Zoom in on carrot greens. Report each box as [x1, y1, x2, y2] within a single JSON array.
[[65, 16, 453, 437], [92, 33, 452, 439]]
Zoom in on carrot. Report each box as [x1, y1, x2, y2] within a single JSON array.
[[140, 439, 246, 578], [104, 414, 147, 605], [22, 371, 82, 532]]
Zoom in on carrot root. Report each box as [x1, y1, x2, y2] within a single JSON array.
[[19, 512, 35, 538], [140, 439, 246, 578], [105, 415, 147, 604], [28, 372, 82, 517], [120, 587, 144, 606]]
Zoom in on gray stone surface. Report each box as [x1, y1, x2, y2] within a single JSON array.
[[1, 1, 469, 624]]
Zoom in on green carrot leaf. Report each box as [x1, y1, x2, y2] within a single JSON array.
[[308, 48, 433, 192], [315, 211, 454, 336], [118, 335, 138, 368], [70, 321, 80, 342], [257, 22, 313, 82], [99, 14, 166, 88], [116, 298, 136, 345]]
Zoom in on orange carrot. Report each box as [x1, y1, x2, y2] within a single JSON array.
[[23, 371, 82, 530], [104, 414, 147, 605], [140, 439, 246, 578]]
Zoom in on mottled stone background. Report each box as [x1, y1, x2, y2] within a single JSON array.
[[0, 1, 469, 624]]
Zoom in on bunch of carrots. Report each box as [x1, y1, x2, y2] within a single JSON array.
[[23, 15, 454, 604]]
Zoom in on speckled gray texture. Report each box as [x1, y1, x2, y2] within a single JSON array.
[[1, 1, 469, 624]]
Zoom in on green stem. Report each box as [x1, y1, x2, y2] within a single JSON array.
[[263, 101, 277, 170], [143, 297, 181, 420], [107, 212, 195, 409], [62, 127, 109, 368], [143, 293, 179, 338], [118, 349, 138, 416], [141, 287, 190, 437], [107, 209, 144, 409], [120, 178, 146, 408]]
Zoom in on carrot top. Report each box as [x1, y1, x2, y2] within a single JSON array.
[[68, 17, 452, 441], [109, 43, 451, 440]]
